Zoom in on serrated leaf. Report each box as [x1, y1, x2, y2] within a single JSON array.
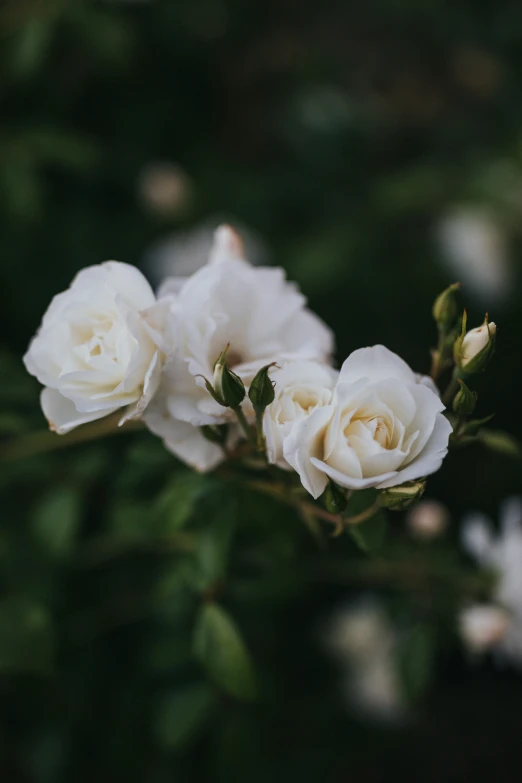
[[32, 486, 81, 558], [193, 603, 257, 701], [0, 597, 53, 674], [154, 683, 215, 751]]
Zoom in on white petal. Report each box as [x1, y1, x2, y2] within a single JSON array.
[[339, 345, 416, 386], [310, 458, 398, 490], [377, 413, 452, 488], [144, 407, 224, 472], [40, 388, 117, 434], [119, 351, 162, 425], [283, 405, 333, 498]]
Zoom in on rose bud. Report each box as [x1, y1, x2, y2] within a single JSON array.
[[455, 314, 496, 373], [379, 479, 426, 511], [203, 345, 246, 408], [432, 282, 460, 330], [452, 379, 478, 417]]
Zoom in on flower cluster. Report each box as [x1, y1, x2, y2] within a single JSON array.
[[24, 224, 482, 501]]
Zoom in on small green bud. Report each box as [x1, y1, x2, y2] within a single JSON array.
[[324, 482, 348, 514], [203, 345, 246, 408], [455, 313, 496, 373], [379, 479, 426, 511], [433, 283, 460, 330], [248, 364, 276, 412], [452, 379, 478, 417]]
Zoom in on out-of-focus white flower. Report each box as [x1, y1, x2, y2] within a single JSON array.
[[437, 208, 511, 305], [263, 361, 338, 470], [407, 499, 449, 540], [24, 262, 161, 434], [143, 219, 269, 284], [324, 601, 406, 723], [143, 224, 334, 469], [459, 605, 510, 654], [461, 497, 522, 665], [284, 345, 452, 499], [138, 162, 192, 217]]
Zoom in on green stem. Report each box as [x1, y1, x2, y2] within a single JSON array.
[[0, 412, 143, 462], [254, 409, 265, 452], [233, 405, 257, 447], [442, 368, 464, 407], [430, 327, 446, 382]]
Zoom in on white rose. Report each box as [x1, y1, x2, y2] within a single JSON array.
[[144, 224, 334, 462], [461, 321, 496, 367], [284, 345, 453, 498], [24, 261, 161, 434], [263, 360, 338, 469]]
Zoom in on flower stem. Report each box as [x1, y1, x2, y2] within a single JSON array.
[[233, 405, 257, 447], [254, 410, 265, 452], [442, 368, 463, 407], [0, 413, 143, 462]]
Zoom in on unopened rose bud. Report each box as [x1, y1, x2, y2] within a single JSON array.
[[202, 345, 246, 408], [459, 604, 510, 654], [248, 364, 276, 412], [433, 283, 460, 329], [456, 315, 496, 373], [379, 479, 426, 511], [452, 379, 477, 417], [407, 500, 449, 539], [324, 482, 348, 514]]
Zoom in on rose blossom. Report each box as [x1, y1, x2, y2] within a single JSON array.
[[24, 262, 161, 434], [263, 360, 338, 470], [284, 345, 453, 498], [143, 225, 334, 469]]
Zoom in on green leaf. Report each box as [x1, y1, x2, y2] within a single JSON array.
[[154, 683, 215, 751], [478, 429, 522, 459], [0, 597, 53, 674], [187, 506, 237, 591], [32, 486, 81, 558], [349, 511, 387, 553], [397, 625, 436, 701], [193, 603, 257, 701], [155, 472, 210, 533]]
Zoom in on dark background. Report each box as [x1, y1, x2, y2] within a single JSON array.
[[1, 1, 521, 781]]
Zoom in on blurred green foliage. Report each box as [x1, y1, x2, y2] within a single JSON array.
[[1, 1, 522, 781]]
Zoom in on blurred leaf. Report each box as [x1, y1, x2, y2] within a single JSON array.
[[347, 490, 387, 553], [8, 18, 54, 79], [0, 597, 53, 674], [193, 603, 257, 701], [349, 511, 387, 553], [186, 505, 237, 591], [155, 472, 210, 533], [154, 682, 215, 751], [32, 486, 81, 559], [478, 429, 522, 459], [397, 624, 436, 701]]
